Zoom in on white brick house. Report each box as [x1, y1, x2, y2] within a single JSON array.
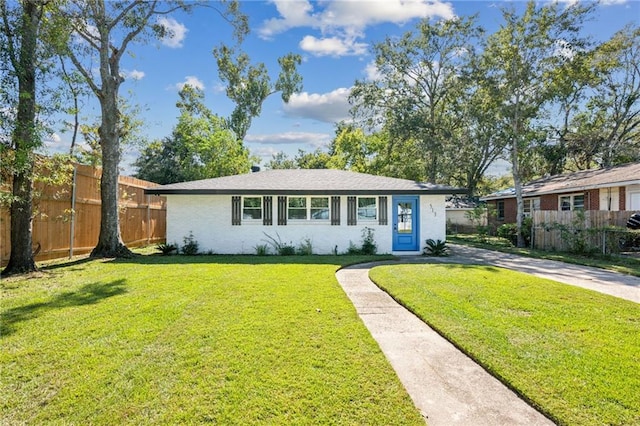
[[145, 169, 465, 255]]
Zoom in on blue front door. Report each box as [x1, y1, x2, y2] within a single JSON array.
[[392, 196, 419, 251]]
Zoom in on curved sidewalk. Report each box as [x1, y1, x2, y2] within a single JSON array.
[[335, 248, 638, 425], [336, 264, 554, 425]]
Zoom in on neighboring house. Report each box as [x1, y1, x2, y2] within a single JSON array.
[[145, 169, 465, 255], [481, 162, 640, 226], [445, 196, 483, 233]]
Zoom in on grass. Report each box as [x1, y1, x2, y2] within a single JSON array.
[[370, 264, 640, 426], [449, 234, 640, 277], [1, 254, 423, 425]]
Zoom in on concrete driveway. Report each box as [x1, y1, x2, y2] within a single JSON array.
[[334, 246, 638, 425], [446, 244, 639, 303]]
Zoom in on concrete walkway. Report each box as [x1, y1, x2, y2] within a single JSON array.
[[334, 247, 639, 425]]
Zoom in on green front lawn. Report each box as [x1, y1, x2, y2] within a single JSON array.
[[370, 264, 640, 426], [1, 255, 423, 425]]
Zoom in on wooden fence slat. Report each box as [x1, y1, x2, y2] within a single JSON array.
[[532, 210, 635, 252], [1, 163, 166, 265]]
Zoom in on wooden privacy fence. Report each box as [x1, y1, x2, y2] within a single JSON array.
[[532, 210, 637, 253], [1, 163, 166, 265]]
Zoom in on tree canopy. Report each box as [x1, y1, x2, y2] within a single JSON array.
[[134, 85, 252, 184]]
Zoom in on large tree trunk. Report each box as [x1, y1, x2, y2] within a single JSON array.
[[90, 82, 131, 258], [2, 1, 41, 276], [3, 167, 36, 276]]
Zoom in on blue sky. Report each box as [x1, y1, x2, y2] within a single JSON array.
[[43, 0, 640, 176]]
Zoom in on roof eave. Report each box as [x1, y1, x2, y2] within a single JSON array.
[[481, 179, 640, 201], [144, 188, 468, 196]]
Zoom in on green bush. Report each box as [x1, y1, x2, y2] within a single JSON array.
[[254, 244, 270, 256], [423, 239, 449, 256], [346, 228, 378, 255], [181, 232, 199, 255], [297, 238, 313, 255], [497, 217, 532, 246], [156, 243, 177, 255], [361, 227, 377, 255], [262, 232, 296, 256]]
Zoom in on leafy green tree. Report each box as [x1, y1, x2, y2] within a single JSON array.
[[74, 96, 146, 167], [480, 0, 593, 247], [214, 46, 302, 141], [0, 0, 52, 275], [294, 149, 331, 169], [133, 138, 183, 184], [327, 124, 377, 173], [173, 86, 251, 180], [586, 24, 640, 167], [134, 85, 251, 183], [265, 151, 297, 170], [58, 0, 246, 258], [350, 16, 483, 184]]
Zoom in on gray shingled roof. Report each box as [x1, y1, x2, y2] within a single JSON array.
[[144, 169, 466, 196], [482, 162, 640, 201]]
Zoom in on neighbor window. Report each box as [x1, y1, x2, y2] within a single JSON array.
[[523, 198, 540, 217], [497, 201, 505, 221], [559, 194, 584, 211], [243, 197, 262, 220], [358, 197, 377, 221]]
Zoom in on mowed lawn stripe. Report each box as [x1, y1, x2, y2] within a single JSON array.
[[1, 256, 423, 425], [369, 264, 640, 426]]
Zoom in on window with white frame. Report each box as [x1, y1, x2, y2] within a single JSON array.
[[243, 197, 262, 220], [310, 197, 329, 220], [523, 198, 540, 217], [559, 194, 584, 211], [358, 197, 377, 221], [287, 196, 330, 220]]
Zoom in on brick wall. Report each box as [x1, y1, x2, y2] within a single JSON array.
[[586, 189, 600, 210]]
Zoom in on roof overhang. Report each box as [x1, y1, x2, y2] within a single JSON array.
[[481, 179, 640, 201], [145, 188, 468, 196]]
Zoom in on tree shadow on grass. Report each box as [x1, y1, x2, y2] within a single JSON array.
[[1, 279, 127, 337]]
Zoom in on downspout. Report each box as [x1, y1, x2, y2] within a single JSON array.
[[69, 163, 77, 259]]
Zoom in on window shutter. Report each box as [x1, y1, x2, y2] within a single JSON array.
[[277, 196, 287, 225], [378, 196, 388, 225], [347, 196, 357, 226], [263, 196, 273, 226], [331, 196, 341, 225], [232, 196, 241, 225]]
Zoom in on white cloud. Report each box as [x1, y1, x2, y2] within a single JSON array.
[[259, 0, 317, 39], [157, 17, 188, 48], [600, 0, 627, 5], [260, 0, 455, 38], [299, 35, 367, 57], [364, 60, 382, 81], [260, 0, 455, 58], [282, 88, 352, 123], [122, 69, 145, 81], [245, 132, 332, 149], [42, 132, 69, 155], [173, 76, 205, 91]]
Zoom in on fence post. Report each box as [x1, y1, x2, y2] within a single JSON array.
[[147, 194, 151, 245], [69, 163, 77, 259]]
